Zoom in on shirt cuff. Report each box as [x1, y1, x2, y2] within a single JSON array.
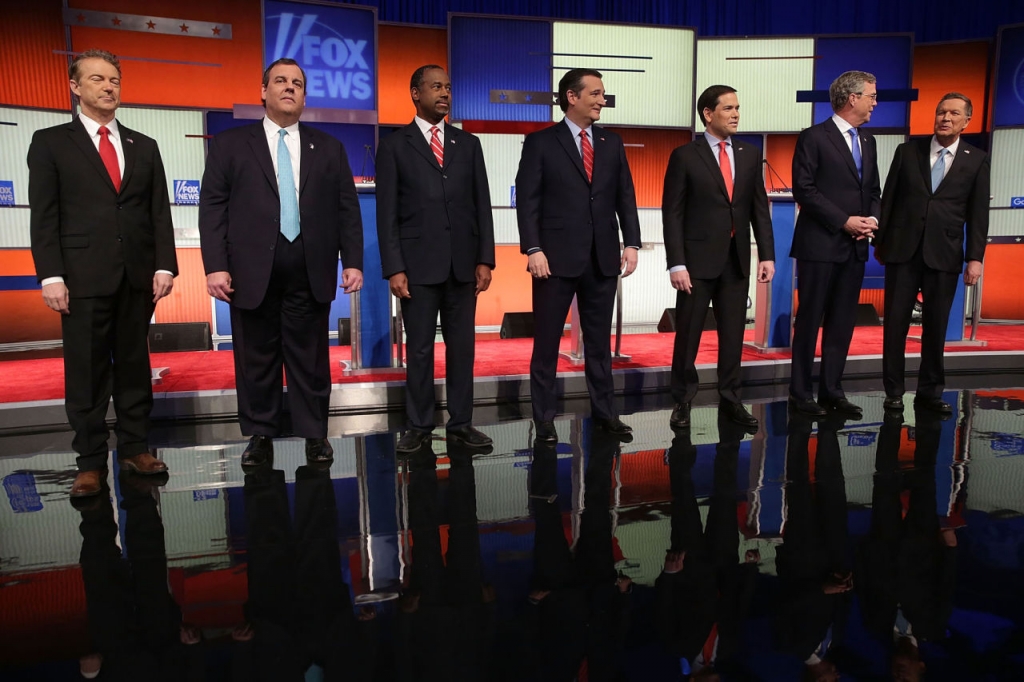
[[526, 247, 543, 254], [669, 265, 687, 273], [625, 245, 640, 250], [41, 277, 64, 287], [155, 270, 174, 277], [866, 216, 879, 225]]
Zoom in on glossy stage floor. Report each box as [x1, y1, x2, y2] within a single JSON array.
[[2, 376, 1024, 680]]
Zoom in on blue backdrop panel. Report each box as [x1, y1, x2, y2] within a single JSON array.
[[449, 16, 552, 122], [812, 36, 912, 129], [993, 24, 1024, 127]]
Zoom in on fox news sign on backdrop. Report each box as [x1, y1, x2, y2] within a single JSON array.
[[263, 0, 376, 111]]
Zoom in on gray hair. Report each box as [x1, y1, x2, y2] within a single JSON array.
[[829, 70, 876, 113]]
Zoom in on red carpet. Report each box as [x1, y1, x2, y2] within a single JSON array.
[[1, 325, 1021, 404]]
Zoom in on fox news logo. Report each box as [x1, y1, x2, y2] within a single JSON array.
[[0, 181, 14, 206], [174, 180, 200, 205], [265, 1, 375, 109]]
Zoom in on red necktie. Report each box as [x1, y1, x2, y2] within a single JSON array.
[[430, 126, 444, 167], [98, 126, 121, 192], [580, 129, 593, 182], [719, 140, 734, 236]]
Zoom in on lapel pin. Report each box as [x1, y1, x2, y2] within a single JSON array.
[[309, 143, 314, 149], [126, 138, 133, 144], [600, 137, 605, 141], [450, 139, 456, 145], [964, 149, 970, 154], [737, 146, 744, 151]]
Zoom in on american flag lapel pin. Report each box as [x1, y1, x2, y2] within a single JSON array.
[[964, 149, 970, 154], [309, 143, 314, 149], [127, 138, 133, 144]]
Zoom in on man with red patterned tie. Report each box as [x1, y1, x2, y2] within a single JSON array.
[[662, 85, 775, 431], [28, 49, 178, 498]]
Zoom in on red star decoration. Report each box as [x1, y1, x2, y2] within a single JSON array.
[[76, 13, 86, 22], [111, 16, 121, 26], [212, 26, 221, 36], [179, 23, 189, 33], [146, 21, 156, 30]]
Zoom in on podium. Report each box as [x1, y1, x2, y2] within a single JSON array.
[[749, 193, 797, 351]]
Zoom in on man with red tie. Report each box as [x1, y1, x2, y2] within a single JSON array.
[[662, 85, 775, 431], [29, 49, 178, 497]]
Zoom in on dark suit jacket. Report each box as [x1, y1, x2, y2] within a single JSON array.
[[662, 135, 775, 279], [876, 137, 990, 273], [791, 117, 881, 263], [29, 117, 177, 295], [376, 121, 495, 285], [199, 122, 363, 310], [515, 120, 641, 278]]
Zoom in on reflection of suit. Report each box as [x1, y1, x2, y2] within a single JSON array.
[[28, 116, 177, 471], [399, 444, 494, 681], [776, 415, 850, 662], [662, 135, 775, 405], [515, 121, 641, 422], [526, 430, 630, 681], [657, 423, 756, 670], [790, 118, 881, 402], [875, 137, 991, 399], [199, 122, 363, 438], [857, 413, 957, 643], [376, 122, 495, 431]]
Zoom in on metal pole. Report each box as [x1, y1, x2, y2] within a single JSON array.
[[612, 277, 631, 361], [394, 295, 405, 368], [970, 274, 982, 342], [350, 289, 362, 370]]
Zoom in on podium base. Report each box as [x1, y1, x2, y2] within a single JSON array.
[[908, 336, 988, 348], [151, 367, 170, 385], [558, 351, 585, 366], [340, 360, 407, 377], [743, 342, 791, 355]]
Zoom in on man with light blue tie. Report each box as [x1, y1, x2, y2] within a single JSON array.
[[200, 58, 364, 469], [790, 71, 881, 420], [874, 93, 990, 415]]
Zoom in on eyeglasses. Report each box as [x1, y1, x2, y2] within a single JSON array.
[[855, 92, 878, 101]]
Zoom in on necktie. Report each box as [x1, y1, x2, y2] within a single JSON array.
[[97, 126, 121, 192], [277, 129, 300, 242], [931, 149, 947, 192], [430, 126, 444, 167], [848, 128, 862, 178], [580, 129, 593, 182], [718, 140, 733, 200]]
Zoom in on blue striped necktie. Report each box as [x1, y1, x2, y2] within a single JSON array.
[[278, 129, 300, 241]]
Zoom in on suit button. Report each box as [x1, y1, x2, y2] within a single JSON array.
[[270, 244, 275, 250], [117, 205, 123, 210], [117, 236, 122, 242], [590, 197, 594, 202]]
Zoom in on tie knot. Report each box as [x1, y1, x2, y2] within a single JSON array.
[[579, 129, 588, 139], [431, 126, 440, 136], [849, 128, 858, 138], [279, 129, 288, 140], [98, 126, 110, 137]]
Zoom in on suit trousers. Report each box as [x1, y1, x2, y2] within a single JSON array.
[[882, 244, 959, 400], [231, 233, 332, 439], [669, 246, 748, 406], [62, 274, 155, 472], [790, 257, 865, 402], [400, 272, 477, 431], [530, 250, 618, 423]]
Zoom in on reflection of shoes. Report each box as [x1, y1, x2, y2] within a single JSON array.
[[597, 417, 633, 436], [819, 396, 863, 418], [70, 470, 105, 498], [241, 436, 273, 470], [670, 403, 691, 429], [720, 402, 759, 429], [535, 420, 557, 444], [883, 395, 905, 411], [396, 429, 433, 453], [119, 470, 169, 495], [914, 396, 953, 415], [446, 425, 493, 449], [305, 438, 334, 464], [788, 396, 827, 417], [119, 452, 168, 475]]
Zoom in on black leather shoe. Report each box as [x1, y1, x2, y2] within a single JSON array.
[[447, 425, 493, 449], [914, 396, 953, 415], [396, 429, 433, 454], [788, 396, 828, 417], [535, 420, 558, 444], [820, 396, 863, 418], [720, 402, 759, 429], [241, 436, 273, 470], [597, 417, 632, 435], [883, 396, 905, 412], [670, 403, 691, 429], [305, 438, 334, 464]]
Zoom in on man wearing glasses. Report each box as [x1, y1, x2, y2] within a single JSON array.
[[789, 71, 881, 419]]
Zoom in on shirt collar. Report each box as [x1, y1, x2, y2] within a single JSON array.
[[931, 135, 960, 159], [79, 113, 119, 138], [563, 116, 592, 140], [703, 130, 729, 149], [414, 116, 444, 137], [831, 113, 856, 135], [263, 116, 299, 139]]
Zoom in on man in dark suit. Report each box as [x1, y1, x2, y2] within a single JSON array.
[[662, 85, 775, 431], [790, 70, 881, 419], [376, 65, 496, 454], [875, 93, 990, 415], [28, 49, 177, 498], [515, 68, 642, 443], [200, 58, 363, 469]]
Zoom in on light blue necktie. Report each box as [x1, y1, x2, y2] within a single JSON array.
[[278, 129, 300, 242], [848, 129, 862, 179], [931, 149, 947, 192]]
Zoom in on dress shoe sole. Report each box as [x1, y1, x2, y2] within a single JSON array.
[[119, 459, 169, 476], [396, 435, 432, 454], [669, 420, 691, 429], [446, 432, 494, 449], [914, 401, 953, 415], [70, 486, 103, 498], [790, 403, 828, 417]]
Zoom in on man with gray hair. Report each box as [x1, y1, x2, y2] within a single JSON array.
[[789, 70, 881, 419]]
